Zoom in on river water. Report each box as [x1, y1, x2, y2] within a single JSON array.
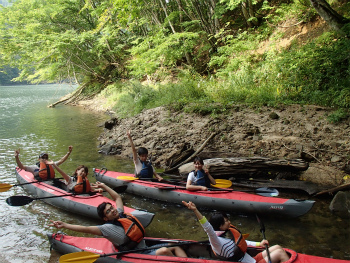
[[0, 84, 349, 262]]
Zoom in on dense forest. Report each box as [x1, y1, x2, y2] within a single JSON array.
[[0, 0, 349, 117]]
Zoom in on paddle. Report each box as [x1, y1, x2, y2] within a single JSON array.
[[256, 214, 272, 263], [59, 240, 209, 263], [0, 178, 64, 192], [155, 185, 279, 197], [6, 185, 128, 206], [211, 179, 232, 188]]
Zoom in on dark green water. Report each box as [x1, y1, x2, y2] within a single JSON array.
[[0, 84, 349, 262]]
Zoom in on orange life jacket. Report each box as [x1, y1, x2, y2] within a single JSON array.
[[38, 162, 55, 180], [212, 224, 247, 261], [118, 213, 145, 244], [73, 176, 91, 193], [228, 225, 247, 254]]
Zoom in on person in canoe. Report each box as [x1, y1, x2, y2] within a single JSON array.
[[182, 201, 290, 263], [127, 130, 163, 181], [14, 146, 73, 181], [186, 156, 216, 191], [49, 182, 187, 257], [46, 161, 102, 194]]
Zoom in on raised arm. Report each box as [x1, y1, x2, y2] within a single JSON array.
[[93, 182, 124, 210], [126, 130, 138, 162], [182, 201, 204, 220], [14, 149, 26, 170], [49, 220, 102, 235], [47, 161, 70, 183], [205, 166, 216, 185], [56, 145, 73, 166]]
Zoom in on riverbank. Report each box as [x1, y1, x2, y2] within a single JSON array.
[[78, 98, 350, 188]]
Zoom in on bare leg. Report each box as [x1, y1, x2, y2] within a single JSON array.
[[261, 245, 290, 263], [155, 246, 187, 257]]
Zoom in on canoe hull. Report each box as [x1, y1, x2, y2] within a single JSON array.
[[47, 233, 349, 263], [15, 168, 154, 226], [93, 169, 314, 218]]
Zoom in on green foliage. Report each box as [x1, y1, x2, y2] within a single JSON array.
[[327, 108, 349, 123]]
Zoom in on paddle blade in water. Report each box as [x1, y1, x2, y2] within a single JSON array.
[[212, 179, 232, 188], [0, 183, 13, 192], [59, 251, 100, 263], [6, 195, 34, 206]]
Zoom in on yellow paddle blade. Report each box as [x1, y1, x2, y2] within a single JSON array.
[[0, 183, 13, 192], [211, 179, 232, 188], [59, 251, 100, 263], [117, 176, 138, 181], [243, 233, 250, 239]]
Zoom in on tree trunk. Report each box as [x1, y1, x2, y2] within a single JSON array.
[[310, 0, 350, 31]]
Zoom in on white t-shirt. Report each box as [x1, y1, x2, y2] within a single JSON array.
[[134, 158, 155, 175]]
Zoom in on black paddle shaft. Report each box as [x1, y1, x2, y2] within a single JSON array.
[[256, 215, 272, 263]]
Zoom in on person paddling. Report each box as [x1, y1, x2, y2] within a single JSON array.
[[182, 201, 290, 263], [186, 156, 216, 191], [14, 146, 73, 181], [49, 182, 186, 257], [127, 130, 163, 181]]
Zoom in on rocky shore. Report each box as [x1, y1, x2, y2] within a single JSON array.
[[77, 98, 350, 216], [79, 99, 349, 183]]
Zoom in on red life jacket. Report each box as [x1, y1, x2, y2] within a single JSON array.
[[73, 176, 91, 193], [38, 162, 55, 180]]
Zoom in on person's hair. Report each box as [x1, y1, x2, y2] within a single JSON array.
[[193, 156, 204, 165], [209, 212, 228, 231], [97, 202, 112, 219], [73, 165, 88, 176], [138, 147, 148, 156], [39, 153, 49, 159]]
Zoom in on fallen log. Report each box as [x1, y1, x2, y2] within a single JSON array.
[[178, 157, 309, 177]]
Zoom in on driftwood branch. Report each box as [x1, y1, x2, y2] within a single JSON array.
[[314, 181, 350, 196], [165, 132, 216, 173]]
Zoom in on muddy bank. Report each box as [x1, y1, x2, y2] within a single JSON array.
[[78, 99, 350, 188]]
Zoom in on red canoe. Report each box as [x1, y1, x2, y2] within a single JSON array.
[[14, 167, 154, 226], [48, 232, 349, 263], [93, 168, 315, 218]]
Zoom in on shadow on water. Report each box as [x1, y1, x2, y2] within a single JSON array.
[[0, 85, 349, 262]]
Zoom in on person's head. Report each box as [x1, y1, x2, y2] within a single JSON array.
[[97, 202, 120, 221], [138, 147, 148, 162], [39, 153, 49, 160], [209, 212, 231, 231], [73, 165, 88, 178], [193, 156, 204, 171]]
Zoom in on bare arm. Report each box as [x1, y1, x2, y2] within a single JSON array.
[[56, 145, 73, 166], [186, 173, 208, 191], [47, 161, 70, 183], [182, 201, 204, 220], [205, 166, 216, 185], [49, 220, 102, 235], [93, 182, 124, 210], [126, 131, 138, 162]]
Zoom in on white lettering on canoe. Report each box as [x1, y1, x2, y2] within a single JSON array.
[[270, 206, 284, 210], [84, 247, 104, 253]]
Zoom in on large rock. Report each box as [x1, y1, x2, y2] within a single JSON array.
[[329, 191, 350, 218]]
